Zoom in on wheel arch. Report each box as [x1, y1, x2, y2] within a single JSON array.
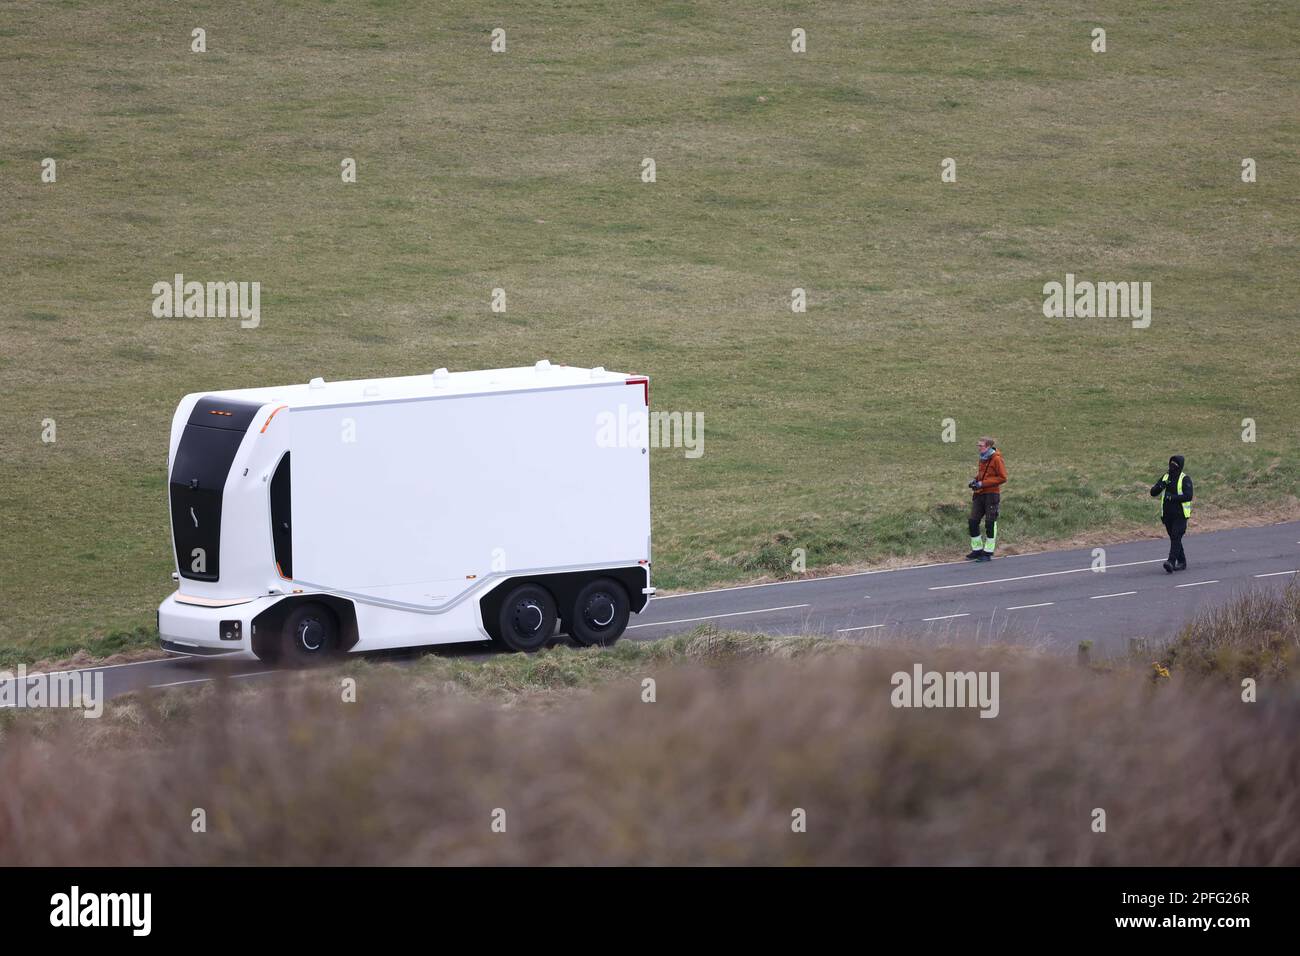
[[251, 595, 360, 660], [478, 567, 647, 640]]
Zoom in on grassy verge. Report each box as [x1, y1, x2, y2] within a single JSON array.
[[2, 0, 1298, 663], [0, 626, 159, 671]]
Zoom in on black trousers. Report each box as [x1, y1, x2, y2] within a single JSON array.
[[968, 493, 1000, 539], [1163, 516, 1187, 565]]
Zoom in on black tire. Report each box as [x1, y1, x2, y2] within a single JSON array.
[[282, 602, 339, 665], [496, 583, 558, 652], [568, 577, 630, 647]]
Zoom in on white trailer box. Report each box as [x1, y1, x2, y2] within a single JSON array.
[[157, 362, 653, 661]]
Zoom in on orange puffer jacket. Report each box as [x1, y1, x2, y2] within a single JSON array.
[[975, 450, 1007, 495]]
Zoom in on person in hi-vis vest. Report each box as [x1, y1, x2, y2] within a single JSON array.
[[1150, 454, 1193, 573]]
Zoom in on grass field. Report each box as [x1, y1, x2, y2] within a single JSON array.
[[2, 1, 1298, 662]]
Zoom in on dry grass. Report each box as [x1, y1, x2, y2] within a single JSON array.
[[1161, 580, 1300, 682], [1, 626, 1296, 865]]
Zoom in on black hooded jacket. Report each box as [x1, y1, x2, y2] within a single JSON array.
[[1150, 455, 1193, 522]]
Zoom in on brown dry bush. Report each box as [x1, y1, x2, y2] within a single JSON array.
[[1, 641, 1296, 866], [1162, 581, 1300, 682]]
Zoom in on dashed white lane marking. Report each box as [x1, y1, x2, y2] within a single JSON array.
[[1091, 591, 1137, 600], [149, 670, 277, 690], [1255, 570, 1298, 578], [628, 604, 811, 630], [836, 624, 888, 633], [923, 613, 970, 622], [927, 559, 1165, 591], [1006, 602, 1054, 610], [1175, 580, 1218, 589], [149, 677, 211, 688]]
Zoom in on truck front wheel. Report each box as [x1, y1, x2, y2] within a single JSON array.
[[497, 583, 558, 652], [282, 602, 339, 665], [568, 578, 630, 647]]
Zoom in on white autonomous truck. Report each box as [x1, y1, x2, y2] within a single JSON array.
[[158, 362, 653, 661]]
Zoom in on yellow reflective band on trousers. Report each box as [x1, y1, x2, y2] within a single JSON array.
[[982, 521, 997, 553], [1160, 472, 1192, 518]]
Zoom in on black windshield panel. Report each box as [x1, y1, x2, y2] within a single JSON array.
[[170, 483, 224, 581], [172, 425, 246, 492], [170, 398, 262, 581]]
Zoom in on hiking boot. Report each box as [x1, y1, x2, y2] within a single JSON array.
[[1174, 560, 1187, 571], [964, 550, 983, 560], [975, 552, 993, 562], [1163, 561, 1174, 573]]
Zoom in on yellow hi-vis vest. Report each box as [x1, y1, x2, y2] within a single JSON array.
[[1160, 472, 1191, 519]]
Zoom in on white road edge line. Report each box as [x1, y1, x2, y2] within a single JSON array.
[[1175, 580, 1218, 589], [1005, 602, 1055, 610], [652, 527, 1285, 601], [628, 603, 811, 630], [922, 613, 970, 622], [1255, 570, 1298, 578], [1091, 591, 1137, 600], [653, 563, 964, 600], [835, 624, 888, 633], [928, 559, 1165, 591], [655, 520, 1300, 602], [3, 656, 183, 682], [86, 657, 177, 670]]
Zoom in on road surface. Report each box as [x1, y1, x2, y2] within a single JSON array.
[[8, 520, 1298, 701]]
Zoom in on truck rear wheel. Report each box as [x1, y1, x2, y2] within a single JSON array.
[[282, 602, 339, 665], [568, 578, 630, 647], [497, 583, 558, 652]]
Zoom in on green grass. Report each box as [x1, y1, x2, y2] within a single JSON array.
[[2, 1, 1298, 662]]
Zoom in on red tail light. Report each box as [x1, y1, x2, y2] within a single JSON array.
[[626, 377, 649, 406]]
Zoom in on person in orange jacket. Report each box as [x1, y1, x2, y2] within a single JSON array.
[[965, 437, 1007, 562]]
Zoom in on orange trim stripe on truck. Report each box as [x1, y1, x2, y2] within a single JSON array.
[[260, 405, 289, 433]]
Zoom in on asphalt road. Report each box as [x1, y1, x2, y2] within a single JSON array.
[[10, 520, 1299, 702]]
